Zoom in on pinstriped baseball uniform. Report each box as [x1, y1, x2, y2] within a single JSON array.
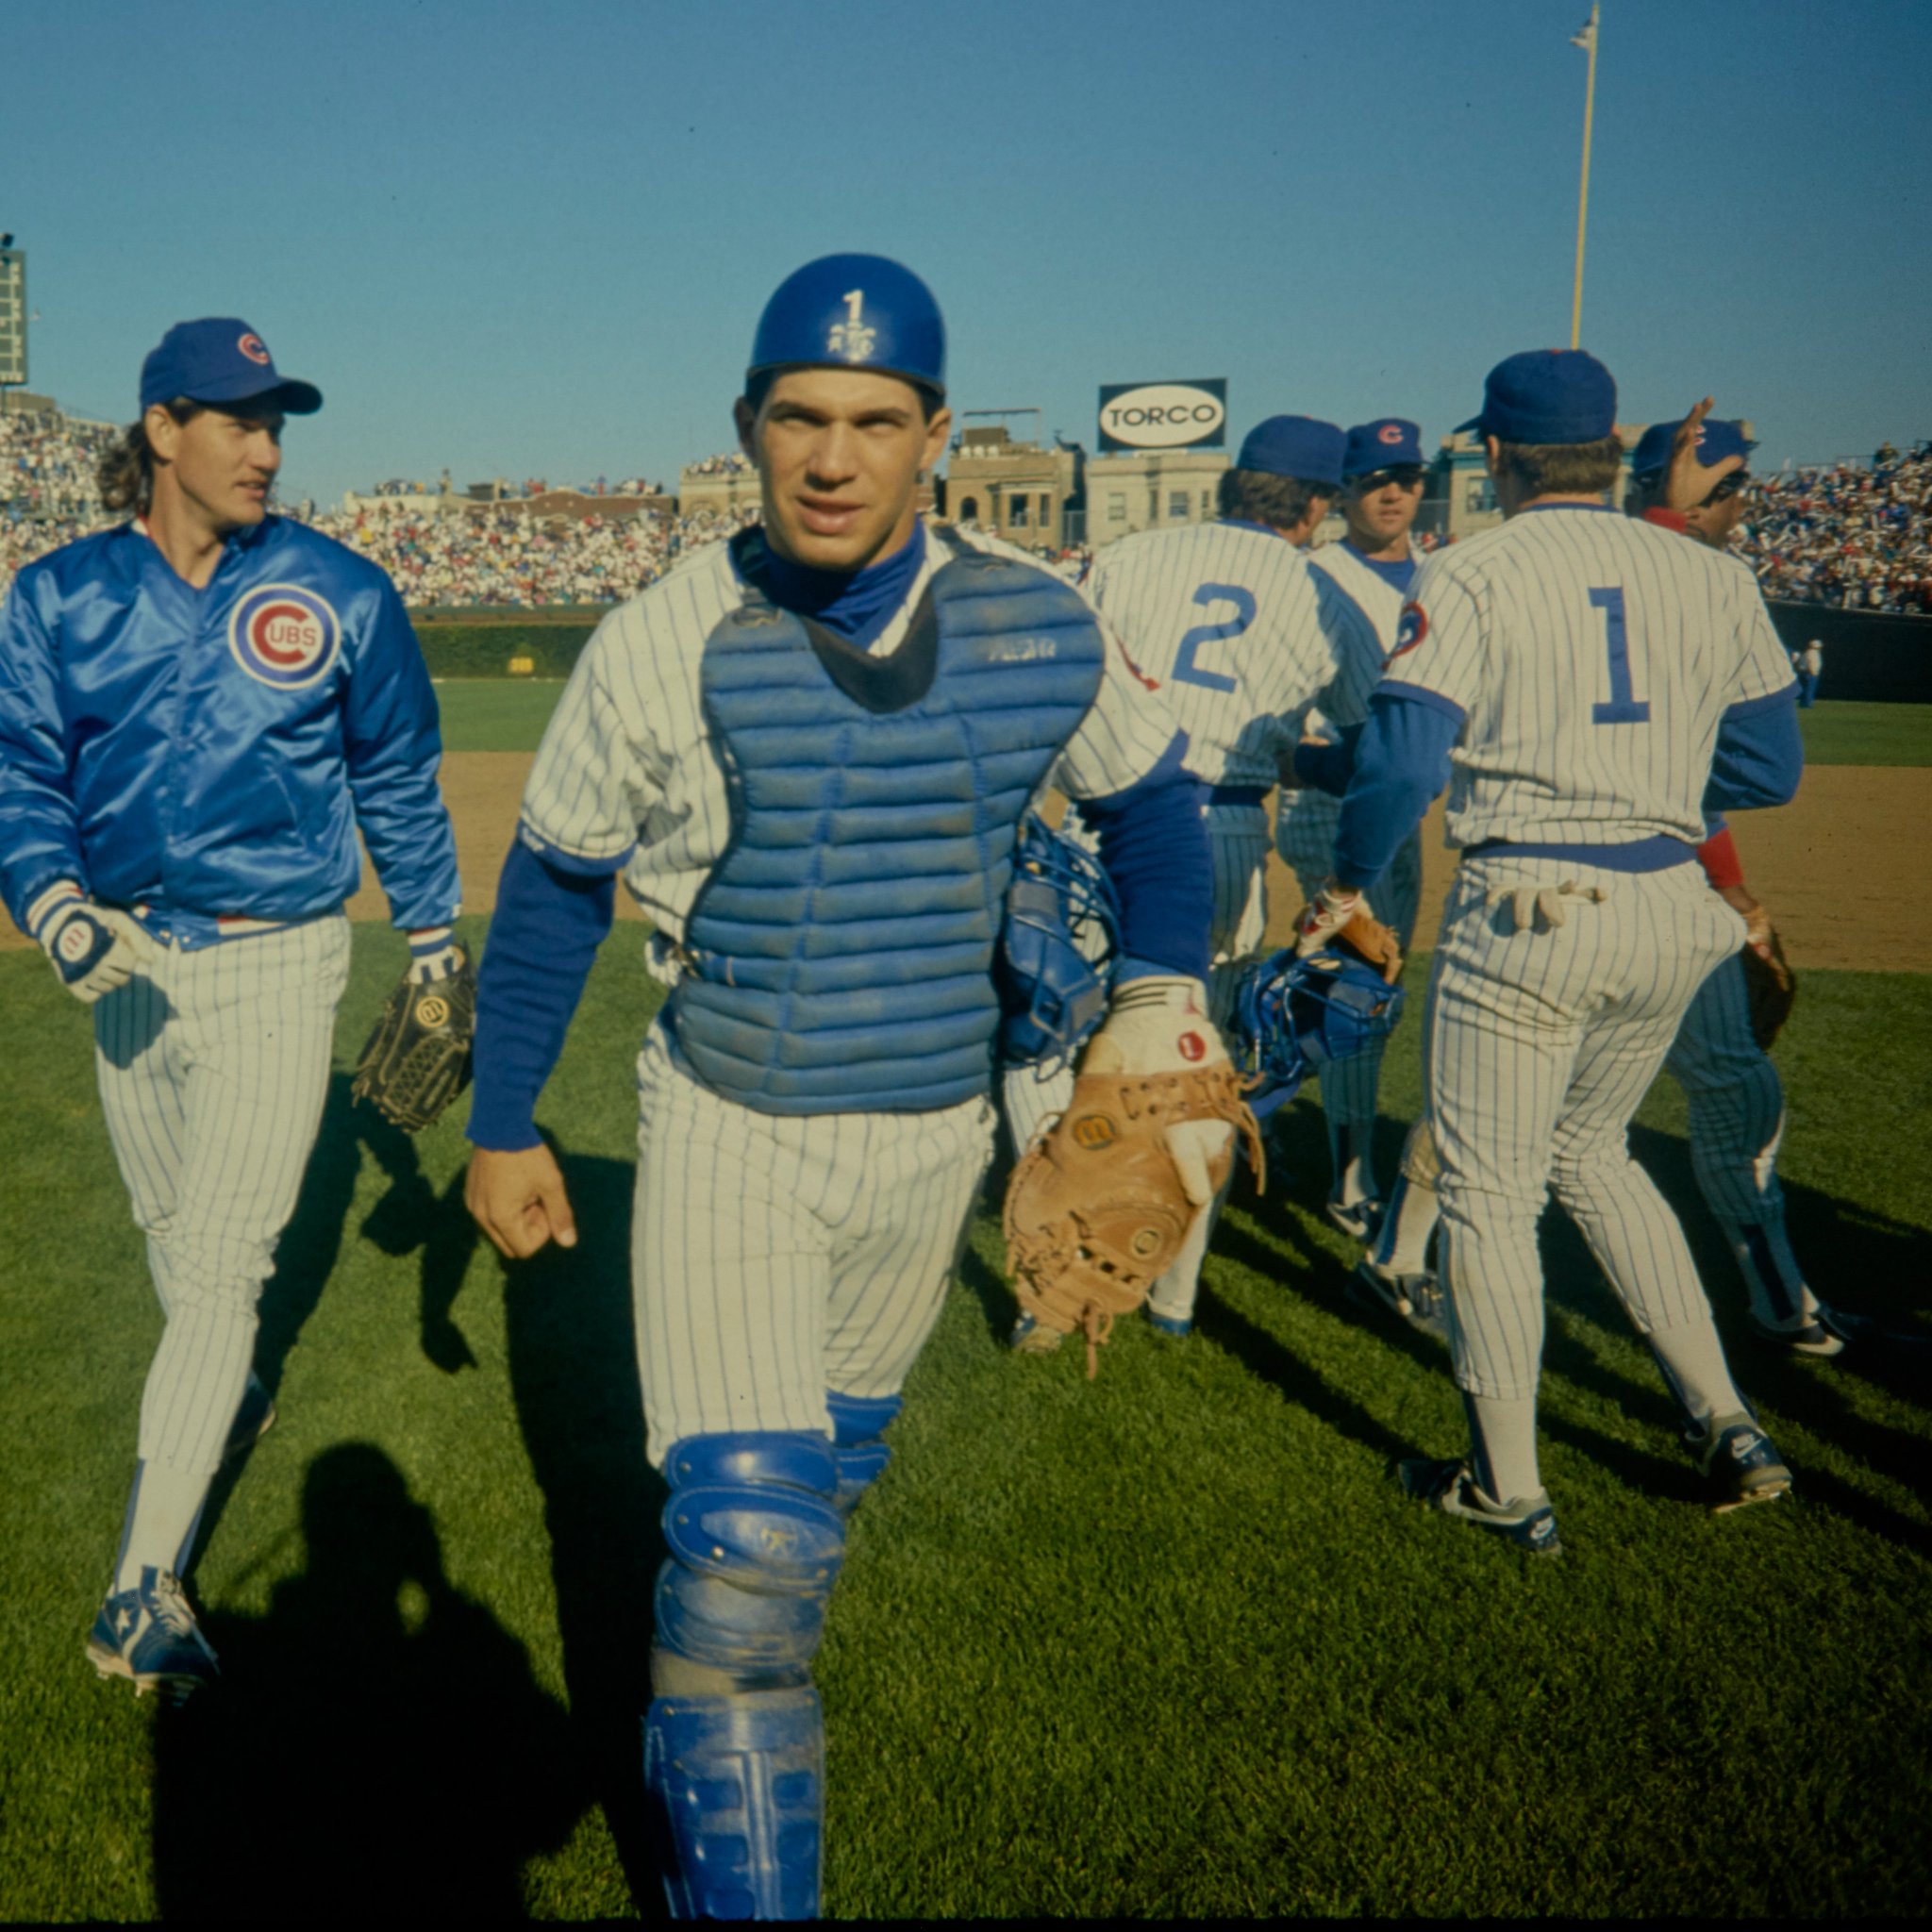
[[93, 919, 350, 1469], [1390, 505, 1794, 1405], [517, 522, 1176, 1457], [995, 519, 1378, 1318], [0, 508, 459, 1617]]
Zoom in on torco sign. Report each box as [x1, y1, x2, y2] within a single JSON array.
[[1098, 379, 1226, 452]]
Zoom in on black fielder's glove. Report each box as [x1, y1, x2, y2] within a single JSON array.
[[351, 945, 477, 1132]]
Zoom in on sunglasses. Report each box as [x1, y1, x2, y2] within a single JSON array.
[[1351, 466, 1426, 493], [1701, 472, 1753, 505]]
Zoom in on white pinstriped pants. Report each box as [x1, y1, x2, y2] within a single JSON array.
[[1427, 858, 1744, 1402], [92, 917, 350, 1474], [632, 1024, 994, 1463]]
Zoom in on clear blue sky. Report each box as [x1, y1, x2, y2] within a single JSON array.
[[7, 0, 1927, 503]]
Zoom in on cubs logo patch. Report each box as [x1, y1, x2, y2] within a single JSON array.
[[1392, 601, 1429, 657], [228, 584, 341, 690], [1072, 1112, 1120, 1151], [238, 331, 271, 366], [1378, 422, 1405, 444]]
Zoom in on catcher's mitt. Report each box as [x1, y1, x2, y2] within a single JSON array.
[[352, 947, 477, 1132], [1740, 920, 1795, 1051], [1003, 1064, 1262, 1378], [1291, 885, 1404, 986]]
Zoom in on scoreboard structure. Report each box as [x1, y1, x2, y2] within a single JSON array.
[[0, 245, 25, 390]]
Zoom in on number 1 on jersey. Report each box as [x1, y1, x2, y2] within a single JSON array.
[[1589, 587, 1651, 724]]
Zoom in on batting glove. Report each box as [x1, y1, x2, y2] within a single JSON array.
[[1082, 975, 1232, 1205], [1292, 880, 1370, 959], [29, 884, 154, 1004]]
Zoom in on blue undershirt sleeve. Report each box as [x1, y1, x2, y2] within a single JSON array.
[[1074, 734, 1213, 983], [1332, 690, 1463, 893], [1703, 690, 1803, 812], [1291, 724, 1362, 799], [466, 836, 617, 1151]]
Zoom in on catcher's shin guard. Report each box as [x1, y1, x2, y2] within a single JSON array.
[[647, 1432, 843, 1920], [646, 1686, 824, 1920], [825, 1391, 902, 1516]]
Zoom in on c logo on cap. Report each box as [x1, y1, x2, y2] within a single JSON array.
[[1378, 423, 1405, 444], [228, 584, 341, 690], [1392, 601, 1429, 657], [237, 332, 271, 366]]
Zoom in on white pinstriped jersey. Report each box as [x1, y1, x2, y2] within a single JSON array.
[[1082, 521, 1381, 787], [519, 522, 1179, 944], [1388, 506, 1795, 849]]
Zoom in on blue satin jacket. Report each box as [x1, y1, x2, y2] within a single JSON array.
[[0, 516, 459, 942]]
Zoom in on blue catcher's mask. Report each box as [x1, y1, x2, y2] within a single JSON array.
[[1231, 945, 1407, 1119], [996, 814, 1121, 1073]]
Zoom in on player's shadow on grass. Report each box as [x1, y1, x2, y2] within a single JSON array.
[[151, 1442, 585, 1919], [487, 1141, 672, 1914]]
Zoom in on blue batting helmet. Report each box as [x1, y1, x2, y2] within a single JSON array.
[[996, 814, 1120, 1072], [1231, 946, 1407, 1118], [748, 253, 946, 397]]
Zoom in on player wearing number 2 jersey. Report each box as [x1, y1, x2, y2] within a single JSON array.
[[1001, 414, 1379, 1342], [1327, 350, 1802, 1553]]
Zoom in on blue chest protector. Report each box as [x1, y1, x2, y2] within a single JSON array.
[[673, 530, 1106, 1113]]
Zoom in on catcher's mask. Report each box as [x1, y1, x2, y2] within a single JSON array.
[[995, 812, 1121, 1073], [1231, 944, 1407, 1117]]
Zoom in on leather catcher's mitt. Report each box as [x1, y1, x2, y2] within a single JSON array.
[[1740, 921, 1795, 1051], [1003, 1065, 1262, 1377], [352, 947, 477, 1132]]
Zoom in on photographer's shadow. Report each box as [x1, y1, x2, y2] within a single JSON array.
[[153, 1443, 584, 1920]]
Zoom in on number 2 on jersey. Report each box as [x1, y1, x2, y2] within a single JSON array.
[[1589, 586, 1651, 724], [1173, 583, 1257, 693]]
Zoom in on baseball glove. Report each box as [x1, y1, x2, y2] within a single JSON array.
[[1003, 1064, 1262, 1378], [351, 947, 478, 1132], [1740, 918, 1795, 1051], [1292, 885, 1404, 986]]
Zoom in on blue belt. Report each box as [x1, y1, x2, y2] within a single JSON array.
[[1208, 785, 1270, 807], [1462, 836, 1695, 874]]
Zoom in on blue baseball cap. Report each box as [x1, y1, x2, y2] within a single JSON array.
[[1236, 416, 1346, 488], [1630, 416, 1755, 477], [1455, 349, 1616, 444], [139, 318, 322, 415], [1343, 418, 1425, 476]]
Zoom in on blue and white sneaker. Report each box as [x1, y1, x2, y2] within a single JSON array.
[[86, 1567, 220, 1702], [1689, 1411, 1792, 1512], [222, 1374, 277, 1462], [1325, 1197, 1382, 1244], [1400, 1457, 1562, 1557], [1145, 1309, 1192, 1339], [1009, 1313, 1062, 1357], [1350, 1259, 1447, 1341]]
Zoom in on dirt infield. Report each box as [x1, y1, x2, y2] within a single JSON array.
[[4, 758, 1926, 973]]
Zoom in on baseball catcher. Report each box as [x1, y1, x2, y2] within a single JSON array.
[[352, 942, 478, 1131], [1003, 976, 1263, 1376]]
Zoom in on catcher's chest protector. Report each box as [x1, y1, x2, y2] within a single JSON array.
[[675, 537, 1106, 1113]]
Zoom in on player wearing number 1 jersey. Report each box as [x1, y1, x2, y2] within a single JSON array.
[[1003, 415, 1379, 1342], [1326, 350, 1802, 1552]]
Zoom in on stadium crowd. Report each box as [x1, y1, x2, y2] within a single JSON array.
[[6, 398, 1929, 615], [1734, 440, 1932, 613]]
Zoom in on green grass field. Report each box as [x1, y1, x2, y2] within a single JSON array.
[[434, 680, 1932, 766], [3, 932, 1928, 1919]]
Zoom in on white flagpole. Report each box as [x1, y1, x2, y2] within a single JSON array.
[[1571, 4, 1601, 351]]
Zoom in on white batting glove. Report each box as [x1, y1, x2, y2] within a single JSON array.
[[29, 885, 154, 1005], [1292, 879, 1370, 959], [1081, 975, 1231, 1206], [406, 924, 465, 984]]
